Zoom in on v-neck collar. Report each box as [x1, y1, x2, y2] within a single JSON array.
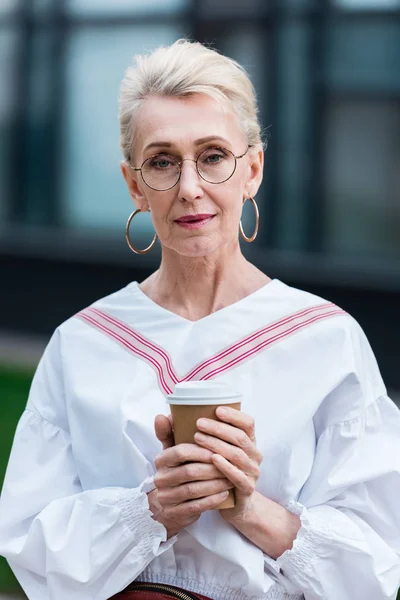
[[128, 278, 283, 326], [77, 290, 345, 395]]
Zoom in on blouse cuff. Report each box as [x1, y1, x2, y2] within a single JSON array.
[[117, 476, 177, 557], [275, 500, 332, 588], [263, 552, 281, 575]]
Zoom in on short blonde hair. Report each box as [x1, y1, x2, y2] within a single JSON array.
[[119, 38, 263, 162]]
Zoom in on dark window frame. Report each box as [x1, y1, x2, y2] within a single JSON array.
[[0, 0, 399, 291]]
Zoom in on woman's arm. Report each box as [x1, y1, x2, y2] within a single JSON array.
[[194, 321, 400, 600], [215, 490, 301, 560], [194, 407, 301, 558], [0, 410, 176, 600], [0, 332, 176, 600]]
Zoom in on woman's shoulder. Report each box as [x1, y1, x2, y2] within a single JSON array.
[[57, 281, 139, 335], [268, 279, 353, 333], [277, 283, 388, 427], [273, 279, 382, 381], [272, 278, 338, 309], [35, 281, 141, 383], [25, 283, 140, 426]]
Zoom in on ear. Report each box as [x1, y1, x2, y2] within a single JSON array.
[[120, 161, 149, 212], [243, 145, 264, 199]]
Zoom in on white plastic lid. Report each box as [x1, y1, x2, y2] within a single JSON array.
[[166, 381, 242, 405]]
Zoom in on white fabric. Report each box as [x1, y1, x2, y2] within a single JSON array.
[[0, 279, 399, 600]]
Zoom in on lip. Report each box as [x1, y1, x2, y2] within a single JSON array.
[[174, 213, 216, 230], [175, 214, 215, 223]]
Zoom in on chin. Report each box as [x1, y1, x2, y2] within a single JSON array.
[[169, 239, 223, 258]]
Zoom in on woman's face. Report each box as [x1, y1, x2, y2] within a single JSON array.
[[121, 93, 263, 258]]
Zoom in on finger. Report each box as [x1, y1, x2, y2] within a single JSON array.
[[154, 414, 175, 450], [155, 462, 226, 488], [157, 478, 234, 504], [194, 432, 259, 477], [196, 418, 261, 462], [163, 490, 230, 521], [212, 454, 257, 495], [215, 407, 257, 442], [156, 443, 214, 468]]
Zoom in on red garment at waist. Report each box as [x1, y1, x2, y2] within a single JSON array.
[[112, 594, 212, 600], [109, 583, 212, 600]]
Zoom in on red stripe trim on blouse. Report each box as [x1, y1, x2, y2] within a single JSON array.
[[76, 302, 346, 395], [185, 303, 337, 381], [77, 311, 174, 395]]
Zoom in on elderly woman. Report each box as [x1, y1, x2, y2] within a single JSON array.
[[0, 39, 400, 600]]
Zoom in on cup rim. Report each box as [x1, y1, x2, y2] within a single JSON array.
[[166, 394, 242, 406]]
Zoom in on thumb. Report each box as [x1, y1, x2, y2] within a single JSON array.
[[154, 414, 175, 450]]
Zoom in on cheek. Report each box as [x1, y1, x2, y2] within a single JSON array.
[[218, 188, 243, 222], [147, 193, 173, 218], [147, 198, 175, 236]]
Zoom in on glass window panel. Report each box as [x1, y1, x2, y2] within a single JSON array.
[[0, 0, 21, 16], [324, 101, 400, 258], [326, 21, 400, 90], [275, 21, 314, 250], [219, 28, 269, 239], [66, 0, 189, 17], [0, 29, 19, 122], [0, 28, 19, 224], [282, 0, 313, 6], [23, 28, 56, 225], [33, 0, 55, 17], [199, 0, 266, 18], [333, 0, 400, 8], [27, 30, 53, 123], [221, 28, 268, 117], [63, 25, 186, 232]]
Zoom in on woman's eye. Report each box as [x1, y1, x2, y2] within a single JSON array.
[[150, 156, 174, 169], [207, 154, 223, 163], [203, 152, 225, 164]]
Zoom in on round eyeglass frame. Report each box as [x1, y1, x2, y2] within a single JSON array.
[[130, 145, 252, 191]]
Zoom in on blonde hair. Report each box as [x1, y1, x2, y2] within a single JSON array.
[[119, 38, 263, 162]]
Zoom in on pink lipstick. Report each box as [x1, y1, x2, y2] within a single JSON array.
[[175, 214, 215, 229]]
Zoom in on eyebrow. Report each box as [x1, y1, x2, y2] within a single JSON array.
[[143, 136, 231, 153]]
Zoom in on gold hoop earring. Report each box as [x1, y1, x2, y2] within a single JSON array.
[[239, 197, 259, 243], [125, 209, 158, 255]]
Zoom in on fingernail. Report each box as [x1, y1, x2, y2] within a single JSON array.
[[217, 407, 227, 417]]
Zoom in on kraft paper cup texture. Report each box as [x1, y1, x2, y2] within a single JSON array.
[[167, 383, 242, 510]]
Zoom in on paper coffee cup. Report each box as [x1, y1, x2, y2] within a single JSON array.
[[166, 381, 242, 509]]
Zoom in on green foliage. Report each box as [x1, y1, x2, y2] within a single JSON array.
[[0, 366, 33, 593]]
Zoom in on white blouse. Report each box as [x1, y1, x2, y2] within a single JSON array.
[[0, 279, 399, 600]]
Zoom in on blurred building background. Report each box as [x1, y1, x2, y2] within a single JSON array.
[[0, 0, 399, 595], [1, 0, 400, 382]]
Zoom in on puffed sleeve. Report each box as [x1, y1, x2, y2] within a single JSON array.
[[0, 330, 176, 600], [268, 319, 400, 599]]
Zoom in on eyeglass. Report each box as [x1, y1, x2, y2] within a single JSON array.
[[130, 145, 252, 191]]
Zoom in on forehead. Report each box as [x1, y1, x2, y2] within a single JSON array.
[[135, 94, 244, 155]]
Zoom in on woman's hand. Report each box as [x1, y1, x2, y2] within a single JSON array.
[[193, 407, 262, 523], [194, 407, 301, 558], [149, 414, 234, 539]]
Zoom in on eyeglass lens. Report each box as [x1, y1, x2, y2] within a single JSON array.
[[141, 147, 236, 190]]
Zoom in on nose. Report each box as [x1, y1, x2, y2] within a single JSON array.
[[177, 159, 204, 202]]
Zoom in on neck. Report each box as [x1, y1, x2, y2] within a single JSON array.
[[141, 241, 270, 321]]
